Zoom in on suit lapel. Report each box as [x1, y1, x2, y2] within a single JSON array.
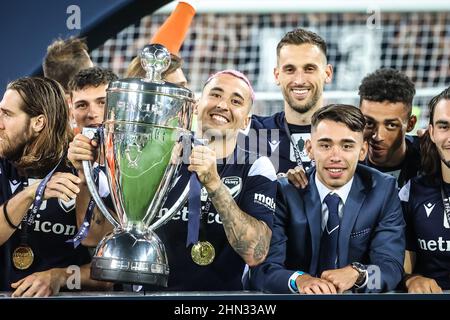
[[338, 173, 366, 267], [304, 172, 322, 274]]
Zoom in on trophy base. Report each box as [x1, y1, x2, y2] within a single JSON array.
[[91, 257, 168, 286], [90, 225, 170, 286]]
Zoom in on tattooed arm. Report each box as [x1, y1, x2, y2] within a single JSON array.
[[208, 182, 272, 266], [188, 145, 272, 267]]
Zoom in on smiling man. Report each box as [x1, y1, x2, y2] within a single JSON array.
[[359, 68, 420, 188], [248, 28, 333, 175], [400, 87, 450, 293], [69, 69, 277, 291], [148, 70, 277, 291], [248, 104, 405, 294]]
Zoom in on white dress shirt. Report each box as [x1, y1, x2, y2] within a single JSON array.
[[315, 173, 354, 232]]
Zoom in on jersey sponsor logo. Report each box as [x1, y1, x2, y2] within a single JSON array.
[[159, 206, 223, 225], [417, 237, 450, 252], [423, 202, 436, 217], [28, 214, 77, 236], [254, 193, 275, 211], [222, 176, 242, 198]]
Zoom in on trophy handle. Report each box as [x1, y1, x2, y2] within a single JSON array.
[[147, 132, 194, 230], [149, 181, 189, 231], [81, 127, 120, 229]]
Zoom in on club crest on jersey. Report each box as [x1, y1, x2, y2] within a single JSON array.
[[222, 176, 242, 198], [58, 198, 76, 213]]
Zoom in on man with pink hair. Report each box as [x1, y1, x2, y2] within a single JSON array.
[[150, 69, 276, 291]]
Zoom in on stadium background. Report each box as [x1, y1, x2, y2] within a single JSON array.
[[0, 0, 448, 131], [90, 0, 450, 132]]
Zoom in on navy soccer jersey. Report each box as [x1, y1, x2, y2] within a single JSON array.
[[242, 111, 312, 174], [365, 135, 421, 188], [0, 159, 91, 291], [153, 146, 277, 291], [399, 175, 450, 289]]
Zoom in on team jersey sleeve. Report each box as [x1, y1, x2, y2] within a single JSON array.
[[238, 156, 277, 229]]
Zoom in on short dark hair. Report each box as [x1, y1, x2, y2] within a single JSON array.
[[125, 53, 183, 79], [68, 67, 118, 96], [421, 86, 450, 179], [43, 37, 92, 92], [311, 104, 366, 133], [7, 77, 72, 176], [358, 68, 416, 113], [277, 28, 327, 59]]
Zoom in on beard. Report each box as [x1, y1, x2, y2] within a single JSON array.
[[282, 86, 321, 114], [0, 134, 28, 162], [436, 147, 450, 169], [0, 124, 32, 163]]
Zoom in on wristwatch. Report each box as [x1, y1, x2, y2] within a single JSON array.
[[350, 262, 367, 288]]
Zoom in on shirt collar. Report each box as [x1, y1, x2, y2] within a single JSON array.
[[315, 173, 354, 205]]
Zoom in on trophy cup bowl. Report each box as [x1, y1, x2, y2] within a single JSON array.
[[82, 44, 194, 286]]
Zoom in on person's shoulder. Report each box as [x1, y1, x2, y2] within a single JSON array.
[[356, 163, 397, 188], [236, 146, 277, 181], [400, 174, 439, 203], [251, 111, 284, 129]]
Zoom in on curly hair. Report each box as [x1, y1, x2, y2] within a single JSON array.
[[358, 68, 416, 113], [7, 77, 73, 177], [68, 67, 118, 96]]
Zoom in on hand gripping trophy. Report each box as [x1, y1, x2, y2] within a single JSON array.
[[82, 44, 194, 286]]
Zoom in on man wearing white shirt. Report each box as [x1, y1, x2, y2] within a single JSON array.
[[247, 104, 405, 294]]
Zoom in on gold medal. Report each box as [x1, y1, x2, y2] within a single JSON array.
[[191, 241, 215, 266], [12, 246, 34, 270]]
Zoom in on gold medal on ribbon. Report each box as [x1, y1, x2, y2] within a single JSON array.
[[12, 246, 34, 270], [191, 241, 215, 266]]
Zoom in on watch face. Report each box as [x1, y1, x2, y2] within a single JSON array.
[[352, 262, 366, 272], [351, 263, 367, 286]]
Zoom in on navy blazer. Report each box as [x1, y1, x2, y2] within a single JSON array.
[[247, 164, 405, 293]]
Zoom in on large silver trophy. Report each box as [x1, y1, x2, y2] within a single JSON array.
[[82, 44, 194, 286]]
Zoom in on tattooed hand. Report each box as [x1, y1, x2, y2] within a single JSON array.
[[188, 145, 221, 192]]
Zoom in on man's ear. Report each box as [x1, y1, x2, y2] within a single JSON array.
[[429, 124, 435, 143], [406, 114, 417, 132], [359, 140, 369, 161], [31, 115, 46, 134], [325, 64, 333, 84], [273, 67, 280, 86], [306, 139, 314, 160], [241, 115, 251, 130]]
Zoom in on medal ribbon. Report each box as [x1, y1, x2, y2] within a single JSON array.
[[186, 137, 207, 247], [440, 183, 450, 227], [66, 166, 100, 248]]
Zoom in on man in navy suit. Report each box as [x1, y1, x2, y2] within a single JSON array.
[[248, 104, 405, 294]]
